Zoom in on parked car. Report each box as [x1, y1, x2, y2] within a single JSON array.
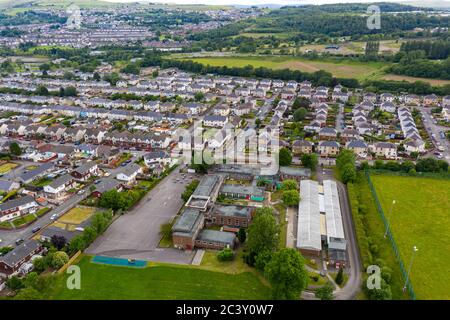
[[77, 189, 86, 195], [15, 238, 24, 245], [50, 214, 58, 220], [31, 227, 41, 233]]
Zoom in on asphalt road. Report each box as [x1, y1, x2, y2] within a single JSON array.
[[85, 168, 198, 264], [316, 168, 362, 300], [420, 107, 450, 162]]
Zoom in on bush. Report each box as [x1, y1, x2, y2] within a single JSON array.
[[217, 248, 234, 262], [51, 251, 69, 269], [335, 267, 344, 285]]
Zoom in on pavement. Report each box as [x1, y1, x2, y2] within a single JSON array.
[[85, 167, 198, 265], [316, 168, 362, 300]]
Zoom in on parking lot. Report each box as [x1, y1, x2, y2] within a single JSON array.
[[86, 168, 199, 264]]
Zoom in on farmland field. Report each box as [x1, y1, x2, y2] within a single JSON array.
[[178, 54, 448, 86], [47, 255, 271, 300], [179, 55, 389, 82], [370, 174, 450, 300]]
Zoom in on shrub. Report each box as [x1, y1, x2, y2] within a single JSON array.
[[217, 248, 234, 262]]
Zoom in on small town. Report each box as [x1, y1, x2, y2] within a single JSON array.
[[0, 0, 449, 308]]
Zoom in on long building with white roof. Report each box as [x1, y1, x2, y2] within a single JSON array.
[[297, 180, 322, 256]]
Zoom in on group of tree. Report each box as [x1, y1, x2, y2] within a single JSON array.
[[300, 153, 318, 171], [363, 157, 449, 174], [181, 179, 200, 202], [98, 189, 145, 211], [68, 211, 114, 254], [280, 179, 300, 206], [279, 148, 293, 166], [336, 149, 357, 183], [244, 207, 309, 299], [400, 40, 450, 60]]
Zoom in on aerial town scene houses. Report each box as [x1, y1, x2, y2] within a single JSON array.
[[0, 0, 449, 304]]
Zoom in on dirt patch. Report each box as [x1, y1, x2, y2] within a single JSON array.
[[280, 61, 320, 72], [383, 74, 450, 86]]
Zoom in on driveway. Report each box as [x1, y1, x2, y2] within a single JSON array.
[[86, 168, 198, 264]]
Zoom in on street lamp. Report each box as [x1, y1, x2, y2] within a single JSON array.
[[384, 200, 396, 238], [403, 246, 418, 293]]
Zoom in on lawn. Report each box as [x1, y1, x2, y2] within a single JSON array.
[[58, 206, 95, 225], [180, 55, 388, 82], [370, 174, 450, 300], [48, 255, 271, 300], [0, 162, 18, 174]]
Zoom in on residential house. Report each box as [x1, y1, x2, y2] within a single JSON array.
[[292, 140, 313, 155], [318, 141, 340, 157], [370, 142, 397, 159], [0, 195, 38, 222], [116, 163, 142, 185], [71, 162, 99, 181], [203, 115, 228, 128], [0, 240, 44, 275], [43, 174, 76, 199]]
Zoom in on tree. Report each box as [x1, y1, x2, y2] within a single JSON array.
[[36, 85, 49, 96], [265, 248, 308, 300], [51, 251, 69, 269], [194, 92, 205, 102], [237, 228, 246, 243], [246, 207, 278, 267], [9, 142, 22, 156], [51, 235, 67, 250], [255, 118, 261, 128], [281, 179, 297, 191], [335, 267, 344, 285], [365, 278, 392, 300], [301, 153, 318, 171], [282, 190, 300, 206], [293, 107, 307, 121], [279, 148, 292, 166], [32, 257, 47, 273], [315, 282, 334, 300], [6, 276, 24, 290], [341, 163, 357, 184]]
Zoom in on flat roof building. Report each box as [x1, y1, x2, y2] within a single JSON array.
[[297, 180, 322, 256]]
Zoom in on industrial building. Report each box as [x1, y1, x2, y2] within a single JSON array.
[[296, 179, 347, 267]]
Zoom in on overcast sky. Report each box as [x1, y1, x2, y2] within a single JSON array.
[[104, 0, 449, 6]]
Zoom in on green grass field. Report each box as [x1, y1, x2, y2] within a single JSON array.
[[180, 55, 388, 82], [370, 174, 450, 300], [48, 256, 271, 300], [178, 54, 448, 85]]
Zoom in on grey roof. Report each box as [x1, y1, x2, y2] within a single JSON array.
[[19, 162, 54, 183], [297, 180, 322, 251], [319, 127, 337, 135], [323, 180, 345, 242], [220, 184, 264, 197], [213, 205, 252, 218], [73, 161, 97, 175], [172, 208, 203, 236], [48, 174, 73, 189], [204, 115, 227, 122], [293, 140, 313, 147], [347, 140, 367, 148], [40, 226, 81, 242], [279, 166, 311, 178], [196, 229, 235, 246], [144, 150, 169, 161], [193, 175, 220, 197], [0, 195, 36, 212], [0, 240, 41, 268], [328, 237, 347, 251], [93, 178, 121, 194], [319, 141, 340, 148], [0, 180, 17, 191], [117, 163, 141, 177]]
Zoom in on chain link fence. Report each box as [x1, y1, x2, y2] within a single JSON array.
[[364, 170, 416, 300]]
